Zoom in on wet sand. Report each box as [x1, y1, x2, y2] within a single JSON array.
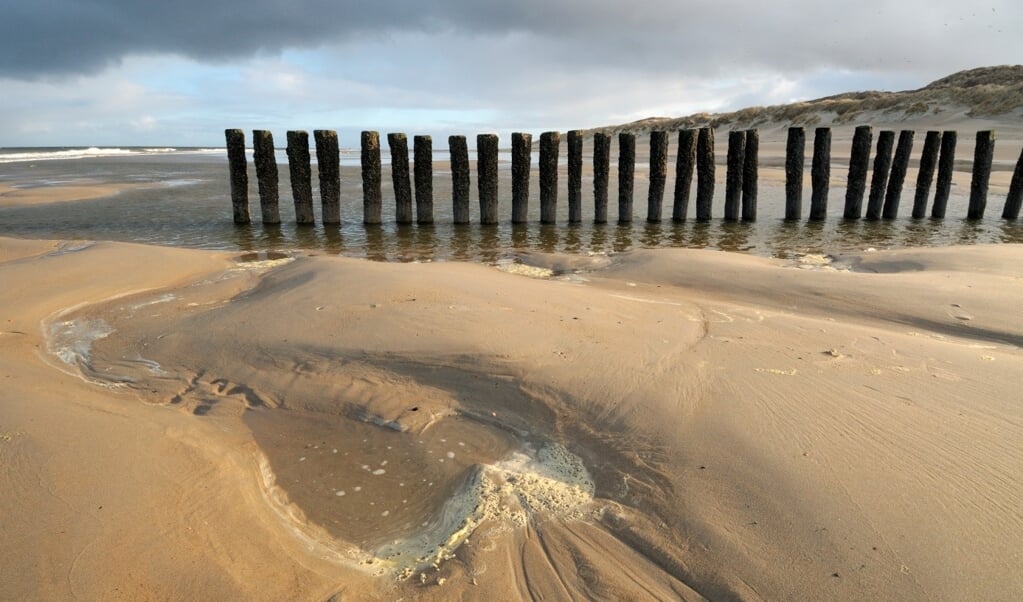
[[0, 182, 149, 206], [2, 234, 1022, 600]]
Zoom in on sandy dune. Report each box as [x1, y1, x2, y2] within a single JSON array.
[[2, 236, 1021, 600]]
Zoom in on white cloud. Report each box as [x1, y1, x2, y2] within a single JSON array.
[[0, 1, 1018, 145]]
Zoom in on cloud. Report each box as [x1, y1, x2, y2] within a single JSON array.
[[2, 0, 1018, 79], [0, 1, 1019, 145]]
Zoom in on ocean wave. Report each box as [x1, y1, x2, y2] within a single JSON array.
[[0, 146, 223, 164]]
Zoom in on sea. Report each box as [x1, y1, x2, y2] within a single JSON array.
[[2, 146, 1021, 263]]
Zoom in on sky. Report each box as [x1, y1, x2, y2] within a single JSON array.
[[0, 0, 1019, 147]]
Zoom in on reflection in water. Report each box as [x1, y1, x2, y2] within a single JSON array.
[[1000, 221, 1023, 244], [562, 226, 583, 253], [537, 224, 559, 253], [322, 226, 345, 256], [613, 224, 633, 252], [477, 227, 501, 264], [901, 219, 944, 248], [293, 224, 322, 251], [2, 154, 1022, 263], [955, 221, 981, 246], [414, 225, 439, 262], [589, 224, 609, 253], [716, 222, 753, 252], [260, 224, 285, 249], [450, 225, 472, 261], [232, 224, 257, 252], [510, 224, 530, 250], [689, 222, 712, 250], [639, 223, 662, 248]]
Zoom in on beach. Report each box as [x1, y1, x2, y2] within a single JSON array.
[[3, 112, 1023, 600], [2, 229, 1022, 600]]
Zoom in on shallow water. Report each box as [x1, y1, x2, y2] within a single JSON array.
[[2, 149, 1021, 261]]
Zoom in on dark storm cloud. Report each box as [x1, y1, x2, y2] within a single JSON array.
[[4, 0, 1019, 80]]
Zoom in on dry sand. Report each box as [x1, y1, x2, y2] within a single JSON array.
[[2, 233, 1021, 601]]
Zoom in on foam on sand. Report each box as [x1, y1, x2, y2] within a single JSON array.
[[376, 441, 595, 576]]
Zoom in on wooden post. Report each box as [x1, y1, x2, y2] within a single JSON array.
[[252, 130, 280, 225], [511, 132, 532, 224], [968, 130, 995, 219], [361, 131, 382, 224], [742, 129, 758, 221], [449, 135, 471, 224], [696, 127, 715, 221], [673, 129, 697, 221], [724, 130, 745, 221], [314, 130, 341, 225], [865, 130, 895, 220], [647, 131, 669, 222], [593, 132, 610, 223], [477, 134, 499, 225], [1002, 146, 1023, 219], [911, 130, 940, 218], [785, 127, 804, 221], [809, 127, 831, 221], [414, 135, 433, 224], [286, 131, 314, 225], [387, 133, 413, 224], [568, 130, 583, 223], [540, 131, 561, 224], [843, 125, 872, 219], [225, 129, 250, 224], [932, 131, 957, 219], [882, 130, 915, 219], [618, 132, 635, 223]]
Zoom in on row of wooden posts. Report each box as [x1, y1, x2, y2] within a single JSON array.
[[225, 126, 1023, 227]]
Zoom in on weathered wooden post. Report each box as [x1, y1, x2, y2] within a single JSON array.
[[809, 127, 831, 221], [696, 127, 715, 221], [252, 130, 280, 225], [865, 130, 895, 220], [618, 132, 636, 223], [1002, 147, 1023, 219], [449, 135, 471, 224], [387, 133, 413, 224], [742, 129, 758, 221], [568, 130, 583, 223], [477, 134, 499, 225], [673, 129, 697, 221], [511, 132, 532, 224], [968, 130, 995, 219], [785, 127, 805, 221], [540, 131, 561, 224], [314, 130, 341, 225], [911, 130, 940, 219], [647, 131, 669, 222], [882, 130, 915, 219], [286, 130, 314, 225], [932, 131, 957, 218], [414, 135, 433, 224], [593, 132, 610, 223], [225, 129, 250, 224], [361, 131, 382, 224], [724, 130, 745, 221], [843, 125, 872, 219]]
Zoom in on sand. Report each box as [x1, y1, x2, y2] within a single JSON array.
[[2, 233, 1021, 601], [0, 183, 148, 207], [3, 112, 1023, 599]]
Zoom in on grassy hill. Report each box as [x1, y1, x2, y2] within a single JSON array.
[[592, 65, 1023, 135]]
